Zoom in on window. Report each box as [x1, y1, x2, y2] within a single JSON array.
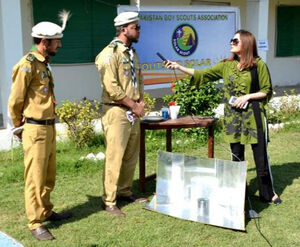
[[190, 1, 230, 6], [276, 6, 300, 57], [32, 0, 130, 64]]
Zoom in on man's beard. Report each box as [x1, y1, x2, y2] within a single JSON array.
[[45, 45, 57, 56], [130, 38, 138, 43], [48, 51, 57, 56], [125, 33, 139, 43]]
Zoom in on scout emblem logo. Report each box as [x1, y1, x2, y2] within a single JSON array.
[[172, 24, 198, 56]]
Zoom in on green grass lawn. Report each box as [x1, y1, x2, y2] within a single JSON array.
[[1, 123, 300, 247]]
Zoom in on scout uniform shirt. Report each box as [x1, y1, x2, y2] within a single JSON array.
[[9, 45, 56, 127], [191, 58, 273, 145], [95, 39, 144, 104]]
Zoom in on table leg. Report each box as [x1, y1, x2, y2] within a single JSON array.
[[166, 129, 172, 152], [139, 125, 146, 192], [208, 125, 214, 158]]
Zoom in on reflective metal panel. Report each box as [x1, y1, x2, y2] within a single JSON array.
[[144, 151, 247, 230]]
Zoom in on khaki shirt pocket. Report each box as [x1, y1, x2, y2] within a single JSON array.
[[32, 71, 51, 104], [122, 63, 131, 78]]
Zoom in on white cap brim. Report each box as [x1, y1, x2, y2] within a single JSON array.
[[114, 16, 139, 26], [31, 33, 63, 39]]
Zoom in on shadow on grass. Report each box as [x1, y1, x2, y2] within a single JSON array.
[[46, 179, 156, 229], [118, 178, 156, 209], [46, 194, 102, 229], [245, 162, 300, 224]]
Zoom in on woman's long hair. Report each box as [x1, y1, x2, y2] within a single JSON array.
[[227, 29, 259, 69]]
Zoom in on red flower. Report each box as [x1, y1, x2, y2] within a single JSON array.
[[169, 101, 176, 106], [170, 83, 175, 88]]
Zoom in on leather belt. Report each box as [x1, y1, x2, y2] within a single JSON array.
[[26, 118, 55, 125], [104, 103, 124, 107]]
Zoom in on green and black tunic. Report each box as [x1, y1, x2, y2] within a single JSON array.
[[191, 58, 273, 145]]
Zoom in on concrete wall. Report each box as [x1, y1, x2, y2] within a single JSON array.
[[267, 0, 300, 86], [0, 0, 4, 124], [0, 0, 24, 128]]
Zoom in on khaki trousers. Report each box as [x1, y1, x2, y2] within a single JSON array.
[[101, 106, 140, 206], [22, 123, 56, 230]]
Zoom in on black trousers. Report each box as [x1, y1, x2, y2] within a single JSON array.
[[230, 140, 275, 202]]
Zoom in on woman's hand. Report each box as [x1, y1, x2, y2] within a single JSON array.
[[163, 60, 180, 70], [232, 92, 267, 109], [233, 95, 251, 109], [163, 60, 195, 76]]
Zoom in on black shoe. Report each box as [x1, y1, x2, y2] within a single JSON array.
[[45, 211, 72, 221], [272, 197, 282, 205], [30, 226, 55, 241], [118, 195, 149, 204], [101, 203, 126, 217]]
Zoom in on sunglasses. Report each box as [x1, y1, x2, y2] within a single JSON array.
[[230, 38, 240, 46], [132, 24, 141, 30], [124, 24, 141, 30]]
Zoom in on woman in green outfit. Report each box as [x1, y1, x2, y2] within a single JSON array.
[[165, 29, 281, 204]]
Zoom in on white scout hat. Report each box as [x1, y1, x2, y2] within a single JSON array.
[[114, 12, 139, 27], [31, 10, 71, 39]]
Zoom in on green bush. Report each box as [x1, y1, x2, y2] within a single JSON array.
[[163, 77, 222, 116], [268, 89, 300, 124], [163, 76, 222, 140], [56, 99, 101, 148], [144, 92, 156, 115]]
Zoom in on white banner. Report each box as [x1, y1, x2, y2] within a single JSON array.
[[118, 6, 241, 89]]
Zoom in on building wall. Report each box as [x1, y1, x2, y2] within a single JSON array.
[[267, 0, 300, 86], [0, 0, 24, 128], [21, 0, 300, 102], [19, 0, 249, 104], [1, 0, 299, 128], [0, 0, 4, 123]]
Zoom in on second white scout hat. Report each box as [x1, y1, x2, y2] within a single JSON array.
[[31, 10, 71, 39], [114, 12, 139, 27]]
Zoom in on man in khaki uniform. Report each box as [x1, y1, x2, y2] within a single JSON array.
[[95, 12, 148, 217], [8, 11, 71, 241]]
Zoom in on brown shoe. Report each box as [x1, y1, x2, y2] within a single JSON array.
[[118, 195, 149, 204], [45, 211, 72, 221], [102, 204, 126, 217], [30, 226, 55, 241]]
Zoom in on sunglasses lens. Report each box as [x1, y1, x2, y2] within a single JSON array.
[[230, 38, 239, 45], [135, 25, 141, 30]]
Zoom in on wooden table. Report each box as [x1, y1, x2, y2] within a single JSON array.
[[139, 116, 218, 192]]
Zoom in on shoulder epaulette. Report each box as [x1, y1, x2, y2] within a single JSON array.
[[26, 53, 36, 62], [108, 42, 118, 50]]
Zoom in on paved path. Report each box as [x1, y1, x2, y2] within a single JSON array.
[[0, 231, 24, 247]]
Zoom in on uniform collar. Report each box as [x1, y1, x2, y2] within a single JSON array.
[[30, 45, 50, 63], [110, 38, 135, 53]]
